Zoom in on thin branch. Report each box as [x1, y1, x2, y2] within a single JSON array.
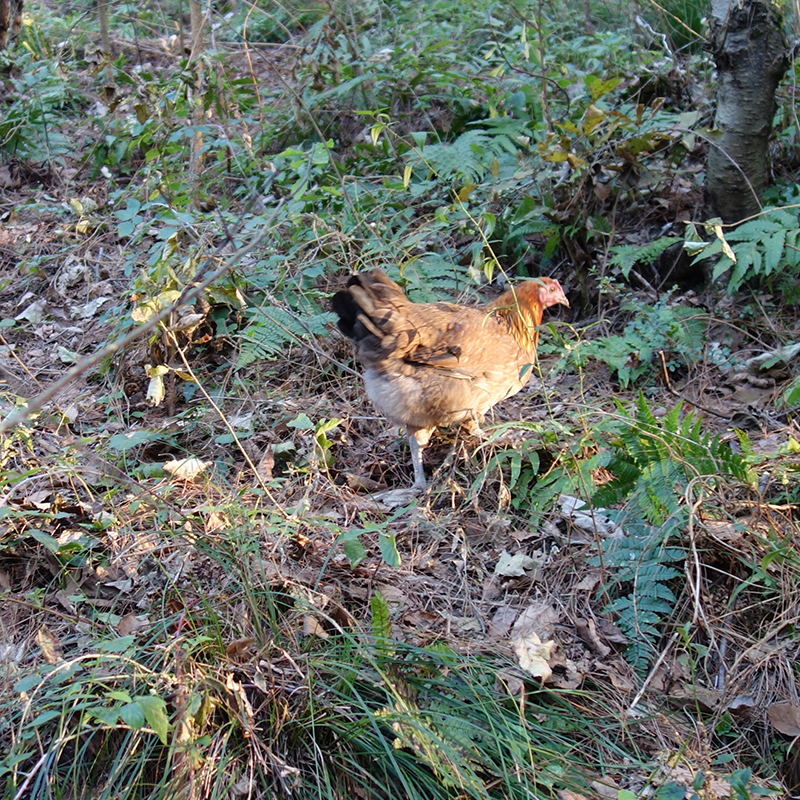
[[0, 199, 283, 435]]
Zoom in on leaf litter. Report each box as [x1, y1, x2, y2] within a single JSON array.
[[0, 94, 799, 800]]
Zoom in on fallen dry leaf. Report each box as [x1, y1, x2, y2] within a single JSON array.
[[36, 626, 62, 665], [0, 164, 18, 188], [510, 601, 560, 640], [495, 670, 525, 699], [344, 472, 382, 492], [24, 489, 53, 510], [767, 701, 800, 736], [574, 571, 602, 592], [549, 666, 584, 690], [15, 300, 46, 324], [494, 550, 540, 577], [302, 615, 329, 638], [164, 457, 211, 481], [441, 613, 482, 633], [575, 617, 611, 657], [512, 631, 554, 681], [376, 584, 406, 611], [118, 613, 149, 636], [105, 579, 133, 593], [559, 495, 624, 538], [594, 658, 636, 692], [595, 618, 627, 646], [703, 519, 746, 544], [489, 605, 519, 638], [205, 511, 227, 534], [225, 637, 256, 661], [255, 445, 275, 483], [589, 777, 619, 799], [727, 694, 756, 714], [668, 684, 721, 712]]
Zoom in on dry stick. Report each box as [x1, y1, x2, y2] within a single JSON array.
[[628, 630, 679, 711], [686, 476, 727, 689], [658, 350, 732, 421], [0, 203, 280, 435]]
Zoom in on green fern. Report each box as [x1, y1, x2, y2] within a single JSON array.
[[592, 394, 756, 672], [237, 304, 333, 367], [581, 296, 706, 388], [600, 519, 684, 672], [399, 255, 468, 302], [609, 236, 682, 279], [690, 207, 800, 292], [407, 121, 527, 183]]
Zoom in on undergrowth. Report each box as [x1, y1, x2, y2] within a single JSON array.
[[0, 512, 622, 800], [0, 0, 799, 798]]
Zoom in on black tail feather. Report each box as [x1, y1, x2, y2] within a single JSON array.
[[331, 288, 360, 338]]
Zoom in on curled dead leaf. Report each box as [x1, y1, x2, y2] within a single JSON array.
[[118, 613, 149, 636], [164, 458, 211, 481], [36, 626, 62, 665], [575, 617, 611, 657], [727, 694, 756, 715], [495, 670, 525, 699], [303, 615, 328, 638], [255, 445, 275, 483], [205, 511, 227, 534], [145, 364, 170, 406], [489, 605, 519, 638], [494, 550, 540, 577], [510, 602, 560, 640], [225, 637, 256, 661], [512, 631, 555, 682]]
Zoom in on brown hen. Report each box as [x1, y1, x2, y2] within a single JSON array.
[[332, 269, 568, 488]]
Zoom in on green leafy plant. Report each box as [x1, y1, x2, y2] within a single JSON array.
[[0, 54, 89, 161], [590, 395, 756, 671], [579, 294, 706, 387], [609, 235, 683, 279], [286, 413, 343, 471], [405, 120, 528, 184], [238, 302, 333, 367], [688, 208, 800, 295]]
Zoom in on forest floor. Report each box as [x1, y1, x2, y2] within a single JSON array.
[[1, 30, 800, 800], [2, 181, 800, 797]]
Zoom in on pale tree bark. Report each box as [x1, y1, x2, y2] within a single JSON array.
[[97, 0, 110, 57], [705, 0, 788, 223], [188, 0, 206, 206]]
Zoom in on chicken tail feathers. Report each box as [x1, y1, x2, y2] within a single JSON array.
[[331, 270, 407, 343], [331, 287, 361, 338]]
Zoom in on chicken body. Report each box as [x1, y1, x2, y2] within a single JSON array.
[[332, 269, 568, 488]]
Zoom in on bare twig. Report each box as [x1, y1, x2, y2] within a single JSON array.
[[658, 350, 732, 420], [0, 200, 282, 435]]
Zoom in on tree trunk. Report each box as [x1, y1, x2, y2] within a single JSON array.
[[188, 0, 205, 207], [0, 0, 22, 50], [705, 0, 788, 223]]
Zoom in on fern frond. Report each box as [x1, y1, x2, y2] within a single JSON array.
[[238, 305, 333, 367], [407, 127, 522, 183], [694, 207, 800, 291], [589, 395, 757, 673], [610, 236, 681, 279]]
